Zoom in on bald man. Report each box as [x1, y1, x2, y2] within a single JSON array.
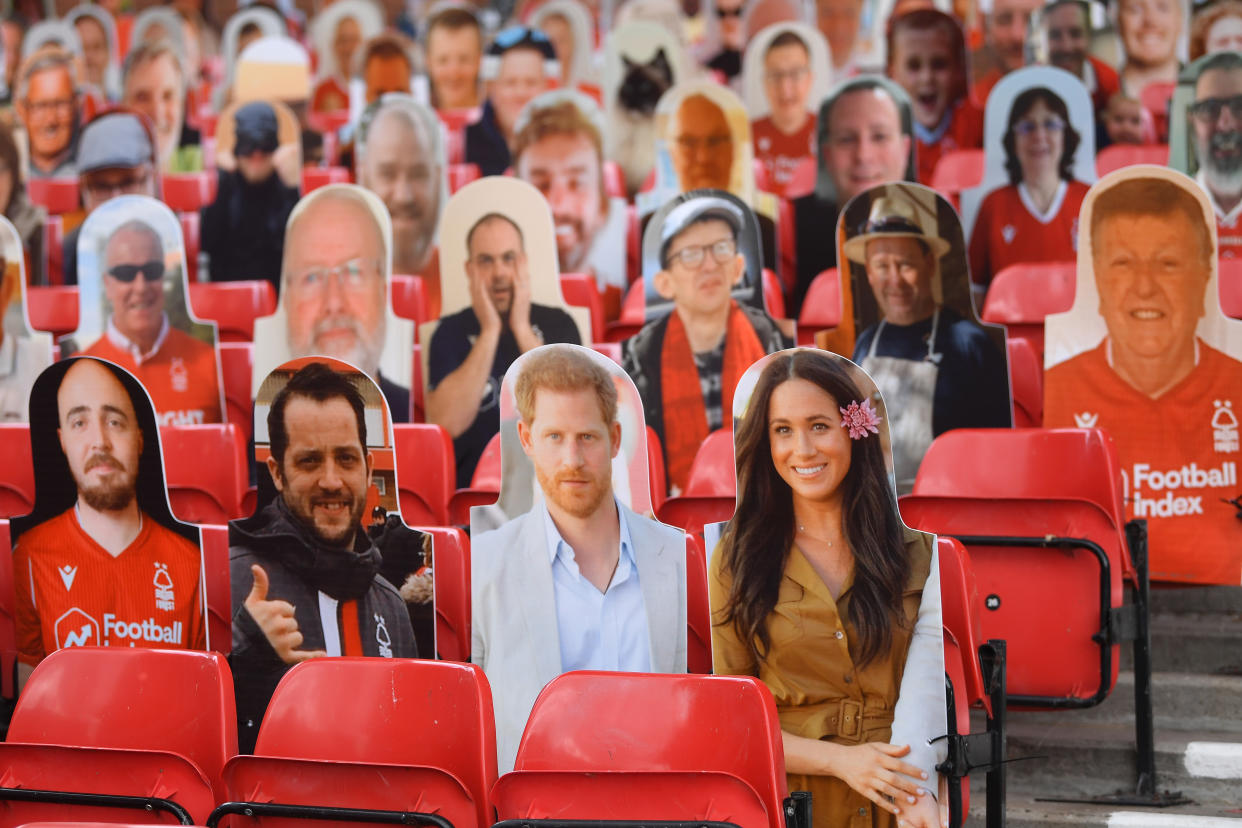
[[669, 94, 735, 191], [83, 220, 222, 426]]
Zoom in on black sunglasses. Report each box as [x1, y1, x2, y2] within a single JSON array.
[[107, 261, 165, 283]]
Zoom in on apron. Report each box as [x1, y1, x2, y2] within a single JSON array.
[[861, 308, 941, 493]]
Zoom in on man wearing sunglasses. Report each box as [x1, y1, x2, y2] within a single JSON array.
[[622, 196, 788, 496], [83, 218, 223, 426], [1190, 51, 1242, 259]]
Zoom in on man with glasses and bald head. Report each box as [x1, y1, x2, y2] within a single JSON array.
[[83, 218, 222, 426]]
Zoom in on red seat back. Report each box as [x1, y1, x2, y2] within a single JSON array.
[[1221, 257, 1242, 320], [560, 272, 603, 341], [646, 425, 667, 510], [160, 423, 248, 524], [26, 285, 80, 339], [685, 533, 711, 674], [655, 429, 737, 534], [1006, 336, 1042, 428], [219, 341, 254, 443], [980, 261, 1075, 358], [1139, 81, 1175, 140], [392, 273, 429, 325], [43, 215, 64, 285], [180, 211, 202, 282], [930, 149, 984, 205], [760, 268, 785, 319], [796, 267, 840, 345], [198, 524, 232, 656], [307, 109, 352, 134], [188, 280, 277, 342], [936, 536, 988, 714], [0, 519, 14, 699], [163, 171, 218, 212], [394, 423, 455, 525], [0, 423, 34, 518], [1094, 144, 1169, 178], [448, 431, 503, 526], [783, 157, 818, 199], [27, 178, 80, 215], [603, 160, 626, 199], [300, 166, 351, 193], [501, 672, 788, 828], [418, 525, 470, 662], [449, 163, 482, 192]]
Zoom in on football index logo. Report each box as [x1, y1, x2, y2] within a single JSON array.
[[55, 607, 99, 648]]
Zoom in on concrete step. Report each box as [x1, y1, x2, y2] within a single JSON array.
[[1121, 613, 1242, 675], [988, 719, 1242, 807], [966, 791, 1242, 827], [998, 671, 1242, 735], [1149, 585, 1242, 615]]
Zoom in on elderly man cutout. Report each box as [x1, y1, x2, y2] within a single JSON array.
[[15, 46, 81, 178]]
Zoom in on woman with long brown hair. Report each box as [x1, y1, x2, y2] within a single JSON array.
[[710, 349, 945, 828]]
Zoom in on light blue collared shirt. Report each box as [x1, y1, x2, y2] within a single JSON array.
[[541, 498, 651, 673]]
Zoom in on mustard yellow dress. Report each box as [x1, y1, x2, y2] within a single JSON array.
[[708, 529, 934, 828]]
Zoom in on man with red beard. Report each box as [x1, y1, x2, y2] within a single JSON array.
[[13, 357, 206, 692], [471, 345, 686, 772], [1191, 51, 1242, 259]]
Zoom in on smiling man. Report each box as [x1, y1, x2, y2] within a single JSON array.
[[473, 344, 686, 772], [669, 93, 735, 191], [843, 191, 1010, 490], [83, 217, 222, 426], [752, 31, 816, 196], [1042, 0, 1120, 113], [1190, 51, 1242, 259], [15, 46, 81, 178], [229, 361, 418, 753], [622, 197, 788, 495]]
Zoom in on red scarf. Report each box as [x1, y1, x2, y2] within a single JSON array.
[[660, 301, 766, 494]]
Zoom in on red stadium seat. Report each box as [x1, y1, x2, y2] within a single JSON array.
[[160, 423, 248, 524], [603, 160, 626, 199], [685, 533, 711, 674], [1094, 144, 1169, 178], [605, 279, 645, 343], [413, 343, 425, 422], [980, 261, 1075, 358], [796, 268, 841, 346], [449, 163, 482, 192], [0, 519, 14, 700], [0, 423, 34, 518], [646, 426, 667, 513], [44, 215, 65, 286], [448, 431, 502, 526], [0, 648, 236, 824], [1007, 336, 1042, 428], [394, 423, 455, 525], [214, 658, 497, 828], [782, 156, 817, 199], [1221, 258, 1242, 320], [930, 149, 985, 207], [591, 342, 622, 363], [493, 672, 803, 828], [656, 428, 737, 534], [26, 285, 80, 339], [198, 524, 232, 656], [392, 273, 429, 325], [776, 197, 796, 299], [180, 211, 201, 282], [1139, 81, 1175, 141], [219, 341, 254, 443], [26, 178, 80, 215], [307, 109, 351, 135], [188, 280, 277, 342], [899, 428, 1133, 707], [162, 171, 217, 212], [417, 525, 470, 662], [761, 268, 785, 319], [301, 166, 351, 193], [752, 157, 773, 193], [561, 272, 603, 341], [626, 204, 639, 285]]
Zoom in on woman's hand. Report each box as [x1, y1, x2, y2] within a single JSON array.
[[827, 741, 928, 818], [896, 788, 942, 828]]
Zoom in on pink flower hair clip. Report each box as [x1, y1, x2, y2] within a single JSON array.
[[840, 398, 882, 440]]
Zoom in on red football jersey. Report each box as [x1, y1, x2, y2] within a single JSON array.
[[968, 180, 1089, 287]]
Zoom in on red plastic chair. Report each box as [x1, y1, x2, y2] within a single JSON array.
[[1221, 257, 1242, 320], [26, 285, 80, 339], [560, 272, 603, 342], [591, 342, 622, 363], [188, 280, 277, 342], [1140, 81, 1175, 141], [215, 658, 497, 828], [448, 431, 502, 526], [307, 109, 352, 135], [930, 149, 985, 207], [162, 171, 218, 212], [796, 267, 840, 346], [0, 519, 14, 700], [980, 261, 1075, 359], [394, 423, 455, 526], [603, 160, 626, 199], [899, 428, 1132, 707], [777, 197, 796, 297], [416, 524, 470, 662], [761, 267, 785, 319], [413, 343, 425, 422], [301, 166, 352, 193], [1007, 336, 1042, 427], [604, 279, 645, 343], [160, 423, 248, 524], [656, 428, 737, 535], [219, 341, 254, 443], [625, 204, 640, 286], [1094, 144, 1169, 178], [26, 178, 80, 215], [0, 423, 34, 519], [44, 215, 65, 285], [685, 533, 711, 674], [180, 212, 202, 282], [392, 273, 429, 325], [198, 524, 232, 656], [449, 163, 482, 192], [493, 672, 797, 828], [646, 425, 667, 512], [0, 647, 236, 825]]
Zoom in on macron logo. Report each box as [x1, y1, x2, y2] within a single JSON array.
[[1074, 412, 1099, 428], [58, 565, 77, 591]]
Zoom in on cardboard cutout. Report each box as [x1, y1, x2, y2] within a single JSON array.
[[0, 216, 53, 422], [309, 0, 385, 112], [961, 65, 1096, 293], [21, 20, 82, 59], [213, 98, 303, 189], [66, 4, 121, 101], [65, 195, 226, 428], [234, 36, 312, 106], [130, 7, 188, 63], [1112, 0, 1189, 97], [470, 342, 688, 774], [216, 6, 289, 110], [742, 22, 834, 119], [532, 0, 600, 89], [838, 181, 1012, 493], [11, 356, 208, 669], [1043, 165, 1242, 585], [252, 184, 415, 423], [233, 356, 429, 754]]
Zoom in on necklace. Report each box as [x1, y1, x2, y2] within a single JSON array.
[[798, 524, 836, 548]]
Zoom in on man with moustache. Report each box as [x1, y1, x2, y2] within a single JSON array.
[[13, 357, 206, 692], [1190, 51, 1242, 259], [1042, 0, 1121, 113], [281, 186, 412, 422], [472, 344, 686, 772], [427, 212, 581, 488], [83, 218, 223, 426], [356, 96, 444, 316], [229, 361, 417, 754], [512, 93, 628, 311]]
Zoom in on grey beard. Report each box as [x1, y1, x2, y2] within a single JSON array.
[[1203, 161, 1242, 201]]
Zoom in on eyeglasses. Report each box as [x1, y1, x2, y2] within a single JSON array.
[[1013, 116, 1066, 136], [1190, 95, 1242, 124], [291, 257, 380, 295], [764, 66, 810, 85], [84, 171, 150, 201], [675, 134, 733, 153], [665, 238, 737, 269], [106, 261, 164, 283], [716, 5, 743, 17], [23, 96, 76, 117]]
